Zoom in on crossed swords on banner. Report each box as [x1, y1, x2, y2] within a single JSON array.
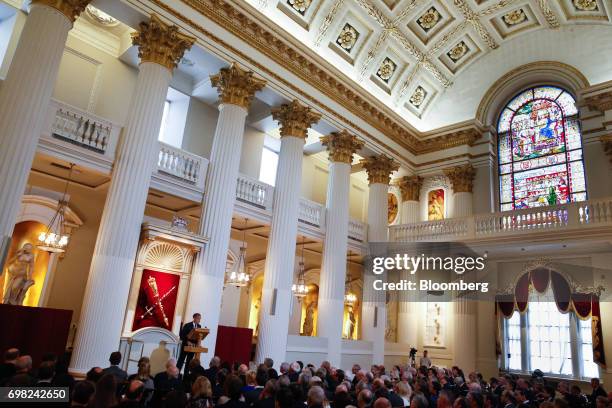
[[139, 285, 177, 321]]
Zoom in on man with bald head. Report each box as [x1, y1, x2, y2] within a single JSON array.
[[116, 379, 144, 407], [373, 397, 391, 408], [357, 389, 374, 408]]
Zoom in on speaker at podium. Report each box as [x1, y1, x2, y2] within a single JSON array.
[[183, 327, 209, 359]]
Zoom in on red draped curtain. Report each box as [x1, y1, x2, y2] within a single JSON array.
[[495, 267, 606, 368]]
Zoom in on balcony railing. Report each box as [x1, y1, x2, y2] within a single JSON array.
[[390, 198, 612, 242], [299, 198, 325, 228], [235, 174, 274, 210], [157, 142, 207, 190]]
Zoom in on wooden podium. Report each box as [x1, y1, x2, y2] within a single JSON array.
[[183, 327, 209, 359]]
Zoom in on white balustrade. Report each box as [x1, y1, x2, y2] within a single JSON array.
[[298, 198, 324, 227], [235, 174, 273, 209], [157, 142, 207, 190], [348, 218, 367, 242], [391, 197, 612, 242], [49, 99, 119, 155]]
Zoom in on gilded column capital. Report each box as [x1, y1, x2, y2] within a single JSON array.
[[444, 164, 476, 193], [399, 175, 423, 202], [272, 100, 321, 139], [320, 130, 364, 164], [131, 14, 195, 72], [361, 154, 399, 185], [210, 63, 267, 109], [32, 0, 91, 22]]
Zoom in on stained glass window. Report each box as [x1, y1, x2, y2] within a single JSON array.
[[498, 86, 587, 210]]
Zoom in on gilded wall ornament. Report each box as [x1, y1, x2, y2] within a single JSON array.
[[32, 0, 91, 22], [399, 175, 423, 202], [376, 57, 397, 82], [85, 5, 119, 27], [210, 63, 267, 109], [271, 100, 321, 139], [320, 130, 364, 163], [132, 14, 195, 71], [444, 164, 476, 193], [573, 0, 598, 11], [409, 86, 427, 108], [288, 0, 312, 14], [447, 41, 469, 62], [600, 134, 612, 163], [503, 8, 527, 26], [361, 154, 399, 185], [417, 7, 441, 31], [336, 23, 359, 52]]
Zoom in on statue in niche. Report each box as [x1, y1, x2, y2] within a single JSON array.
[[345, 305, 356, 339], [385, 292, 398, 342], [302, 301, 315, 336], [3, 243, 36, 305], [253, 295, 261, 337]]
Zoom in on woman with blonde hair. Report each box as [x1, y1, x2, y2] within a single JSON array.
[[187, 375, 213, 408], [395, 380, 412, 407]]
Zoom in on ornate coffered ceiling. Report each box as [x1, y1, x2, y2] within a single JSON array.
[[241, 0, 611, 126]]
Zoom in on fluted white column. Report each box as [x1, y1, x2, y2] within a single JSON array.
[[0, 2, 88, 264], [397, 268, 418, 346], [255, 101, 320, 365], [70, 16, 194, 373], [453, 294, 477, 373], [185, 64, 265, 364], [361, 155, 398, 365], [444, 164, 475, 219], [317, 162, 351, 365], [316, 131, 363, 366], [400, 201, 419, 224]]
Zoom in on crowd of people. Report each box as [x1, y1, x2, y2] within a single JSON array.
[[0, 347, 610, 408]]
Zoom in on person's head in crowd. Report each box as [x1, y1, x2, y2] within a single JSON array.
[[189, 357, 202, 373], [262, 379, 278, 399], [276, 386, 296, 408], [500, 390, 515, 405], [482, 392, 498, 408], [557, 381, 569, 395], [108, 351, 121, 366], [268, 368, 279, 380], [245, 370, 257, 386], [137, 360, 151, 379], [467, 382, 481, 394], [290, 362, 301, 374], [553, 398, 569, 408], [321, 361, 331, 372], [89, 373, 117, 408], [167, 365, 180, 379], [290, 382, 305, 402], [166, 358, 177, 368], [3, 348, 19, 364], [591, 378, 602, 389], [86, 367, 103, 383], [278, 375, 290, 387], [373, 397, 391, 408], [352, 364, 361, 375], [124, 379, 144, 402], [210, 356, 221, 368], [192, 375, 213, 399], [357, 389, 373, 408], [410, 392, 429, 408], [238, 364, 248, 375], [223, 374, 244, 400], [264, 358, 274, 369], [307, 385, 326, 408], [70, 380, 95, 407], [37, 361, 55, 382], [570, 384, 582, 396], [466, 391, 483, 408], [452, 396, 469, 408], [164, 390, 188, 408], [437, 390, 453, 408], [280, 362, 290, 374], [257, 367, 270, 386], [15, 355, 32, 373]]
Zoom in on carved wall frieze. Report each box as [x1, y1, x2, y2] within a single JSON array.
[[583, 91, 612, 113]]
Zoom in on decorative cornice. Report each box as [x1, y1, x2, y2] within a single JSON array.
[[161, 0, 477, 155], [271, 100, 321, 139], [361, 155, 400, 185], [210, 63, 267, 109], [398, 175, 423, 202], [32, 0, 90, 23], [583, 91, 612, 113], [444, 164, 476, 193], [320, 131, 364, 164], [131, 14, 195, 71]]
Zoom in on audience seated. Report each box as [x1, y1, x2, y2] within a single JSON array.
[[1, 345, 609, 408]]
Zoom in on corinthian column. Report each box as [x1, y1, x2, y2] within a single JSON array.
[[255, 101, 321, 365], [445, 164, 476, 218], [0, 0, 90, 266], [70, 15, 194, 373], [399, 176, 422, 224], [361, 155, 398, 364], [453, 294, 477, 373], [185, 64, 265, 362], [316, 131, 364, 367]]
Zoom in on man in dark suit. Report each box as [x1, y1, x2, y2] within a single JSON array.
[[102, 351, 128, 383], [177, 312, 201, 373]]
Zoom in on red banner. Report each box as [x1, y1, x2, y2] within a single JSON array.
[[132, 269, 180, 331]]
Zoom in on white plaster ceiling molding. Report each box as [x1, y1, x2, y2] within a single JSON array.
[[404, 77, 437, 118], [235, 0, 612, 130]]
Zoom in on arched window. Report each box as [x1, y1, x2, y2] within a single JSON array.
[[498, 86, 587, 211]]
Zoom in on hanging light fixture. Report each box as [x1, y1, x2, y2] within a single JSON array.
[[292, 236, 308, 299], [226, 218, 250, 287], [344, 251, 357, 305], [37, 163, 75, 253]]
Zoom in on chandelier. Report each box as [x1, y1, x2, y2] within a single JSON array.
[[344, 251, 357, 305], [37, 163, 75, 253], [225, 218, 250, 287], [292, 236, 308, 299]]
